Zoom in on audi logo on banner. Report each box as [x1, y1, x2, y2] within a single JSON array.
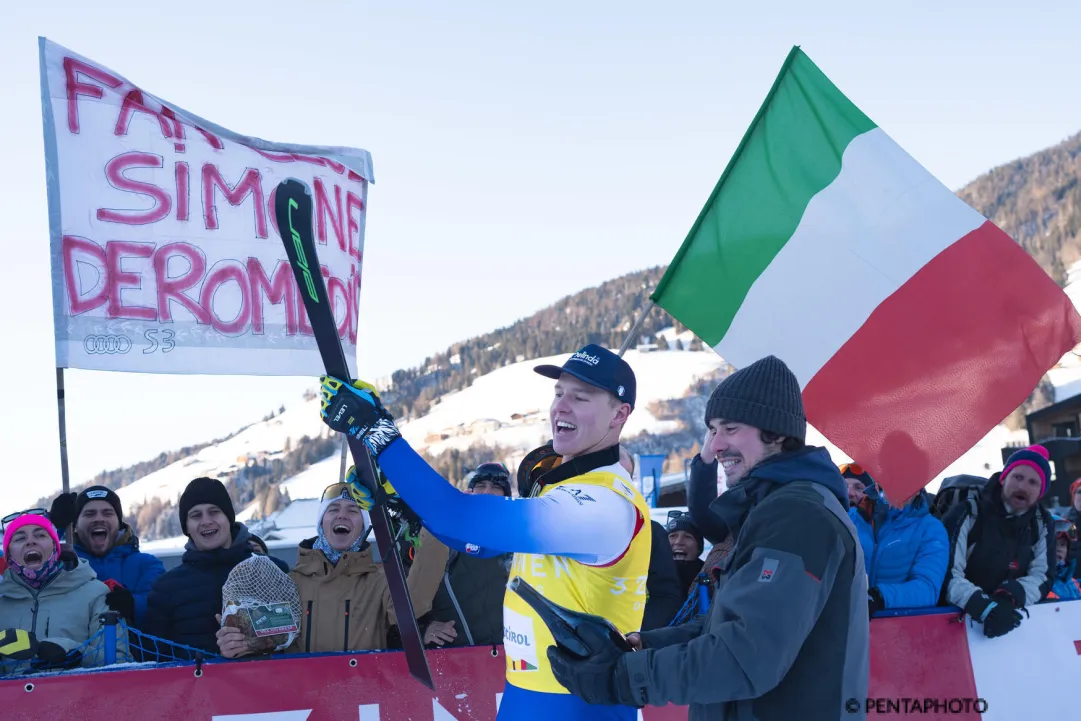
[[83, 334, 132, 354]]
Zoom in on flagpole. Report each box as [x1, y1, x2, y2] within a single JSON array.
[[617, 300, 656, 358], [55, 367, 74, 551]]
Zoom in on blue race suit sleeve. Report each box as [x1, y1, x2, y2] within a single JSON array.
[[379, 438, 636, 562]]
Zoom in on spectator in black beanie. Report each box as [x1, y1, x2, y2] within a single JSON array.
[[583, 355, 869, 721], [666, 513, 705, 594], [141, 478, 254, 657]]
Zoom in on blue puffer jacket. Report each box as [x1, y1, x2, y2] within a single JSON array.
[[849, 491, 948, 609], [74, 525, 165, 627]]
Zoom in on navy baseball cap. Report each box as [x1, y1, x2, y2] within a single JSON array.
[[534, 344, 636, 408]]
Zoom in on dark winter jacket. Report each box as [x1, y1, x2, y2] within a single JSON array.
[[849, 491, 948, 610], [642, 521, 684, 631], [687, 455, 729, 545], [74, 525, 165, 627], [141, 523, 254, 657], [1068, 508, 1081, 579], [622, 446, 869, 721], [942, 479, 1054, 617], [674, 558, 705, 596], [422, 548, 511, 647]]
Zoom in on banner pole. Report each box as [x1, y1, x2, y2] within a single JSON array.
[[338, 435, 349, 482], [617, 300, 656, 358], [55, 367, 75, 550]]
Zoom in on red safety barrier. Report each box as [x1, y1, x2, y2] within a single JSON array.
[[1, 603, 1076, 720]]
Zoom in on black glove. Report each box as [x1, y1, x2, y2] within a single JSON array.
[[105, 584, 136, 622], [59, 547, 80, 571], [0, 628, 39, 660], [48, 492, 78, 531], [547, 622, 637, 706], [981, 601, 1023, 638], [868, 587, 885, 617], [318, 376, 401, 458], [994, 580, 1026, 609], [33, 641, 81, 669]]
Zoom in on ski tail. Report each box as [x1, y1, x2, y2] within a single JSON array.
[[274, 178, 434, 690]]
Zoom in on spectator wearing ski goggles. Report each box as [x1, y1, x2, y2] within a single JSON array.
[[467, 463, 512, 497], [1, 509, 48, 532]]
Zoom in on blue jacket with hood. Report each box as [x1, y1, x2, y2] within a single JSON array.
[[849, 490, 948, 610], [74, 524, 165, 627]]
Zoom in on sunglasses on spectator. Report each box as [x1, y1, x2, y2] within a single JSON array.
[[1, 508, 48, 531], [667, 510, 691, 522]]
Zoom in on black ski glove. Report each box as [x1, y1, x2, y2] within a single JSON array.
[[981, 601, 1023, 638], [0, 629, 39, 660], [33, 641, 82, 669], [868, 587, 885, 617], [105, 584, 136, 623], [59, 547, 80, 571], [547, 623, 637, 706], [48, 492, 78, 531], [994, 580, 1026, 609], [319, 376, 401, 458]]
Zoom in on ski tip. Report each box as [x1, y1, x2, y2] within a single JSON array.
[[411, 669, 436, 691], [276, 177, 312, 197]]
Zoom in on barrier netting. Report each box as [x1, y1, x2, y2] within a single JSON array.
[[0, 617, 219, 679]]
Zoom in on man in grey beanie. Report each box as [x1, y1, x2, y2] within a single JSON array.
[[549, 355, 869, 721]]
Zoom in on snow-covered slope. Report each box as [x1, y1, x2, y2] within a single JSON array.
[[114, 397, 329, 509], [398, 347, 727, 460]]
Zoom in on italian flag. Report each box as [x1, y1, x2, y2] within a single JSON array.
[[652, 47, 1081, 501]]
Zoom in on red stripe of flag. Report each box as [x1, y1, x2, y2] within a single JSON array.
[[804, 221, 1081, 502]]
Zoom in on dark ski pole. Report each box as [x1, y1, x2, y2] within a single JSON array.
[[274, 178, 434, 690]]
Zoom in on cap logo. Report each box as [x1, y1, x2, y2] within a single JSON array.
[[86, 490, 109, 499], [569, 351, 600, 367], [617, 385, 625, 397]]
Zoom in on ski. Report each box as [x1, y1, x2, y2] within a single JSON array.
[[274, 178, 434, 690]]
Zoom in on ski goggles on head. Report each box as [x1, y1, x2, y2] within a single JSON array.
[[838, 463, 866, 477], [1054, 518, 1078, 543], [1, 509, 48, 531], [320, 483, 353, 504], [470, 463, 510, 488]]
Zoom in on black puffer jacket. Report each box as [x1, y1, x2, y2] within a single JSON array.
[[687, 456, 729, 545], [141, 523, 253, 657], [422, 550, 511, 647], [642, 521, 684, 631]]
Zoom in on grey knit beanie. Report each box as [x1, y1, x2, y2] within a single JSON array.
[[705, 356, 806, 442]]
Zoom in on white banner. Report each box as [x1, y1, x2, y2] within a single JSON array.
[[968, 600, 1079, 720], [39, 37, 370, 376]]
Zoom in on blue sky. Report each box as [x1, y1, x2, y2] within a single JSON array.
[[2, 0, 1080, 513]]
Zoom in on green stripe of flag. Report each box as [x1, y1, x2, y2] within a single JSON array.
[[651, 47, 877, 346]]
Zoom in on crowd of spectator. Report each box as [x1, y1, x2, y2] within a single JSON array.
[[0, 421, 1078, 674]]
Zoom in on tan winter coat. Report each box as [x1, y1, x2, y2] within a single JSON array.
[[287, 528, 448, 653]]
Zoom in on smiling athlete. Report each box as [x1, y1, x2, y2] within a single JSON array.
[[318, 344, 651, 721]]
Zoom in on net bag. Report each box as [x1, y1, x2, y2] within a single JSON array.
[[221, 555, 302, 652]]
